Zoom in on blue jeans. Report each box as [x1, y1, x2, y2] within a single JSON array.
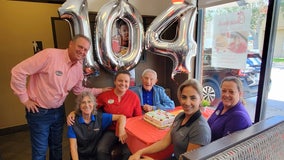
[[96, 130, 131, 160], [26, 105, 66, 160]]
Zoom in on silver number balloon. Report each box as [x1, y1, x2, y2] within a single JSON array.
[[58, 0, 100, 86], [95, 0, 144, 73], [145, 0, 197, 79]]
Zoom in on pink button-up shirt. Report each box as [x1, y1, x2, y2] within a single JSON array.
[[10, 48, 102, 109]]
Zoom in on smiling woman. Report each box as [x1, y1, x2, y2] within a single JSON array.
[[129, 79, 211, 160], [94, 69, 142, 159], [67, 91, 127, 159], [202, 48, 262, 106]]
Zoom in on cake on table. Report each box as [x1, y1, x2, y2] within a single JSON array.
[[144, 109, 175, 129]]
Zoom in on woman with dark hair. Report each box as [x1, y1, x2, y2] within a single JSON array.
[[207, 76, 252, 142], [129, 79, 211, 160], [95, 69, 142, 160]]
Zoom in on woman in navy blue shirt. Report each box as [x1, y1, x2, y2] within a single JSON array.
[[67, 91, 127, 160]]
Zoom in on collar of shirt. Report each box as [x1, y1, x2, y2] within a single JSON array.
[[64, 49, 82, 66], [219, 101, 242, 116], [78, 114, 96, 124], [177, 110, 201, 128]]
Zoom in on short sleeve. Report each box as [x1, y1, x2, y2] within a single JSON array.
[[67, 125, 76, 138], [102, 113, 113, 130]]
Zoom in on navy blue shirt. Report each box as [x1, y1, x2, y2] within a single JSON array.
[[142, 87, 153, 105], [67, 112, 112, 158]]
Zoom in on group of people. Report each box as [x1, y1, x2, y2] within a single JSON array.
[[65, 67, 175, 159], [10, 34, 252, 160]]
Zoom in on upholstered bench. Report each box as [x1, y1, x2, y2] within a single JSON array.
[[180, 115, 284, 160]]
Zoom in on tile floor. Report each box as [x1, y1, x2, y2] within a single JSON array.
[[0, 127, 70, 160]]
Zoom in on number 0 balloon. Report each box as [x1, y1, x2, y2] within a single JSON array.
[[58, 0, 100, 86], [145, 0, 197, 79], [95, 0, 144, 73]]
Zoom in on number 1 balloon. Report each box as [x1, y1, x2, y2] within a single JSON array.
[[95, 0, 144, 73], [58, 0, 100, 86], [145, 0, 197, 79]]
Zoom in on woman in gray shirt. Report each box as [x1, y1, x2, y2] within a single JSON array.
[[129, 79, 211, 160]]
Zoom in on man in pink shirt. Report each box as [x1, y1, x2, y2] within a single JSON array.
[[10, 34, 109, 160]]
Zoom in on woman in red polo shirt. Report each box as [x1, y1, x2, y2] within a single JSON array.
[[68, 69, 142, 159], [96, 69, 142, 160]]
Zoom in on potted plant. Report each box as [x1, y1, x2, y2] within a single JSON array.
[[201, 99, 211, 112], [201, 99, 211, 107]]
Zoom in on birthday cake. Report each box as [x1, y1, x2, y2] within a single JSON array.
[[144, 109, 175, 129]]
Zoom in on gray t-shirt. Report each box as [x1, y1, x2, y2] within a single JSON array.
[[171, 112, 211, 159]]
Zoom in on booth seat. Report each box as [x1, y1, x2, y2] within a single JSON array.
[[180, 115, 284, 160]]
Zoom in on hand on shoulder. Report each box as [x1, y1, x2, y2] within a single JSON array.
[[102, 87, 113, 92]]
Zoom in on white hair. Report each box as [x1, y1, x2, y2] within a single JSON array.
[[142, 68, 157, 79]]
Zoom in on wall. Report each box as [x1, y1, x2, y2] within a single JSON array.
[[0, 0, 175, 129], [87, 0, 172, 15], [0, 0, 62, 129]]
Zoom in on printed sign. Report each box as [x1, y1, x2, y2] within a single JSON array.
[[212, 9, 252, 69]]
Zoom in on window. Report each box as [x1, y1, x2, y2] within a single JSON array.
[[199, 0, 272, 122]]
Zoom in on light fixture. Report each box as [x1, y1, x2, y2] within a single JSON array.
[[172, 0, 184, 4]]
